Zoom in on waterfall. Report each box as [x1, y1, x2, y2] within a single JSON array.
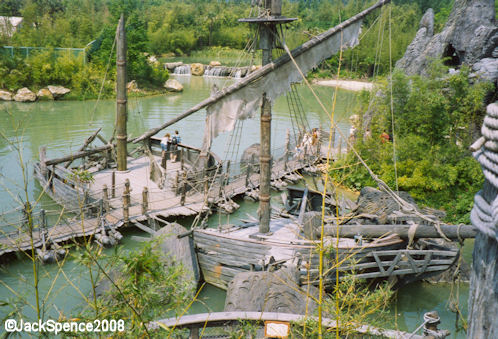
[[233, 69, 242, 79], [173, 65, 191, 75], [204, 66, 228, 77]]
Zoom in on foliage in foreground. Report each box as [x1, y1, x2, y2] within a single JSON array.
[[331, 64, 493, 224], [78, 239, 194, 337]]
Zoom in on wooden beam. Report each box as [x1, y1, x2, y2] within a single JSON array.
[[149, 311, 424, 339], [45, 144, 113, 166], [319, 224, 477, 240], [64, 128, 102, 168]]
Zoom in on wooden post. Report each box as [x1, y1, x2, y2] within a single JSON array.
[[142, 187, 149, 215], [103, 185, 109, 213], [180, 149, 185, 171], [175, 171, 180, 195], [39, 146, 47, 178], [189, 326, 199, 339], [180, 172, 186, 206], [161, 151, 167, 170], [40, 209, 47, 251], [284, 129, 290, 171], [256, 0, 277, 234], [116, 14, 127, 171], [111, 171, 116, 198], [50, 165, 55, 192], [123, 178, 130, 223], [245, 162, 251, 187]]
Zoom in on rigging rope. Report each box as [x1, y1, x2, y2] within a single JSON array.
[[388, 4, 399, 191], [89, 26, 117, 128]]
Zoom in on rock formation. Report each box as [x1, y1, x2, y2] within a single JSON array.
[[0, 90, 13, 101], [37, 88, 53, 100], [209, 60, 222, 67], [164, 61, 183, 71], [47, 85, 70, 99], [164, 79, 184, 92], [240, 143, 260, 167], [153, 223, 200, 286], [190, 63, 205, 76], [126, 80, 139, 92], [224, 265, 319, 314], [348, 187, 445, 225], [14, 87, 37, 102], [396, 0, 497, 83]]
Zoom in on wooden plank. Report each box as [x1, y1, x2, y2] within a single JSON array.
[[195, 241, 266, 259]]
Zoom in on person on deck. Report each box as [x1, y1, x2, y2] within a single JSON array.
[[161, 133, 171, 166], [170, 130, 181, 162], [161, 133, 171, 152], [311, 128, 319, 155]]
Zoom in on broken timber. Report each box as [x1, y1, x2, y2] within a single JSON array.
[[320, 224, 476, 240]]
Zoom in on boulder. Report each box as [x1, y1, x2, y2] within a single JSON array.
[[350, 187, 445, 224], [47, 85, 70, 99], [396, 0, 497, 83], [224, 265, 319, 314], [14, 88, 37, 102], [0, 90, 13, 101], [164, 79, 184, 92], [164, 61, 183, 71], [240, 143, 260, 167], [209, 61, 222, 67], [153, 223, 199, 286], [36, 88, 54, 100], [191, 63, 205, 76], [127, 80, 139, 92], [472, 58, 498, 82]]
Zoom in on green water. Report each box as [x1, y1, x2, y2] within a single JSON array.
[[0, 75, 469, 337]]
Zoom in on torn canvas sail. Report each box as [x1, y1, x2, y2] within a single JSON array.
[[202, 20, 362, 150]]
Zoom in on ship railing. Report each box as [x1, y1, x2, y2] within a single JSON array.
[[148, 311, 431, 339]]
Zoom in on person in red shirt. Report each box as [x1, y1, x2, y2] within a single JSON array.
[[380, 131, 390, 143]]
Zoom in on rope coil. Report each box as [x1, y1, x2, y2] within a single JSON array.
[[471, 102, 498, 243]]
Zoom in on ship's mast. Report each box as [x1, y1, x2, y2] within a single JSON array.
[[240, 0, 296, 233], [116, 14, 127, 171]]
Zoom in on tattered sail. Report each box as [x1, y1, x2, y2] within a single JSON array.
[[133, 0, 389, 145], [202, 20, 361, 149]]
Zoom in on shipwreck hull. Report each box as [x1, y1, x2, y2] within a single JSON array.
[[193, 220, 459, 290]]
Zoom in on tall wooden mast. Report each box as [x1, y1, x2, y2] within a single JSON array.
[[241, 0, 296, 234], [116, 14, 127, 171]]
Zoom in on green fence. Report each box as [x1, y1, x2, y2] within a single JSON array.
[[1, 46, 86, 63]]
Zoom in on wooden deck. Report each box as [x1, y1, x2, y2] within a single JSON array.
[[0, 141, 324, 258]]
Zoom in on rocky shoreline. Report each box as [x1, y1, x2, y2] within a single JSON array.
[[0, 85, 70, 102]]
